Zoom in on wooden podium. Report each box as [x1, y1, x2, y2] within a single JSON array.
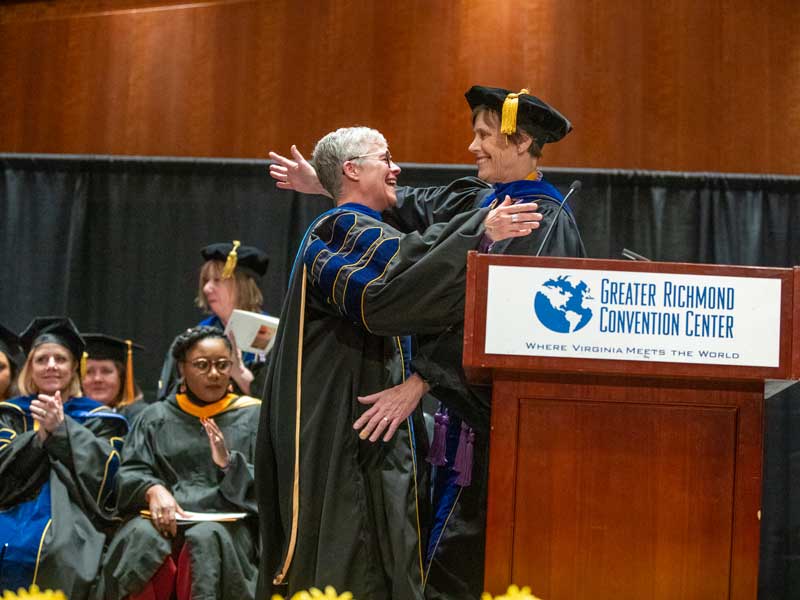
[[463, 254, 798, 600]]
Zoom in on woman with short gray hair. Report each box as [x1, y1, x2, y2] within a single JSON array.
[[312, 126, 387, 200]]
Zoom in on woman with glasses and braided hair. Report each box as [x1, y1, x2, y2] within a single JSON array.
[[94, 326, 261, 600]]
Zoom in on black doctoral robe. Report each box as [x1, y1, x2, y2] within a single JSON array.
[[391, 176, 585, 600], [390, 174, 585, 431], [255, 202, 492, 600], [0, 395, 127, 598], [93, 394, 261, 600]]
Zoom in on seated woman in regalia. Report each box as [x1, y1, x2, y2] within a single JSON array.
[[0, 317, 128, 598], [81, 333, 147, 421], [94, 325, 261, 600]]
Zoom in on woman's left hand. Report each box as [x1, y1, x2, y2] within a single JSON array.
[[202, 417, 230, 469], [31, 391, 65, 440]]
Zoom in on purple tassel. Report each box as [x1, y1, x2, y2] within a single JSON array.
[[426, 411, 449, 466], [453, 423, 469, 473], [454, 423, 475, 488]]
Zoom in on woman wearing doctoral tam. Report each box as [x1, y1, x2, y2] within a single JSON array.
[[157, 241, 272, 400], [0, 317, 127, 598], [94, 326, 260, 600], [404, 86, 586, 600]]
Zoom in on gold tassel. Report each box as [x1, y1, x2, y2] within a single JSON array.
[[221, 240, 241, 279], [500, 88, 529, 135], [121, 340, 135, 407], [80, 351, 88, 380]]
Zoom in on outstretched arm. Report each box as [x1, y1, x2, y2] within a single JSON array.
[[268, 145, 331, 197]]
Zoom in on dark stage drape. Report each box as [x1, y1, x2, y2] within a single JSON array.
[[1, 154, 799, 597]]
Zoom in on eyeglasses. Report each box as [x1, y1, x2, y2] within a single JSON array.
[[187, 358, 233, 374], [346, 150, 393, 168]]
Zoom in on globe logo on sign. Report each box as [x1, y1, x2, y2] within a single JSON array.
[[533, 275, 593, 333]]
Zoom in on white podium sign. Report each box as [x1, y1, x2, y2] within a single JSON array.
[[485, 265, 782, 367]]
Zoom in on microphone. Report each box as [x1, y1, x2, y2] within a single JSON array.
[[621, 248, 651, 261], [535, 180, 582, 257]]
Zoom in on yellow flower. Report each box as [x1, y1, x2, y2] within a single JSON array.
[[2, 586, 67, 600], [272, 586, 354, 600], [481, 584, 543, 600]]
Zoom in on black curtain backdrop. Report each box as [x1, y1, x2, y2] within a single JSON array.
[[1, 154, 799, 598]]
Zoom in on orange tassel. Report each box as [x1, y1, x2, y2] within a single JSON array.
[[122, 340, 135, 407]]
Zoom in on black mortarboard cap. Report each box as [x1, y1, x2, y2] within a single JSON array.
[[0, 323, 24, 370], [200, 241, 269, 279], [19, 316, 85, 360], [465, 85, 572, 146], [83, 334, 145, 364]]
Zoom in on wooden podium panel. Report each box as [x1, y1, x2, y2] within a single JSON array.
[[485, 374, 763, 600], [466, 254, 794, 600], [516, 400, 736, 597]]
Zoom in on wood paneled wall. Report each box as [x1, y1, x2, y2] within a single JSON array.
[[1, 0, 798, 173]]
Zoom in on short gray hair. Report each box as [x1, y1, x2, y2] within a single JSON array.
[[312, 126, 387, 200]]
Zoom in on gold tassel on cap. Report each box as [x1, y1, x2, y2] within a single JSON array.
[[80, 351, 88, 380], [121, 339, 136, 407], [501, 88, 529, 135], [221, 240, 241, 279]]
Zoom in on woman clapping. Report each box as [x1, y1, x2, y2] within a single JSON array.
[[95, 326, 261, 600], [0, 317, 127, 597]]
